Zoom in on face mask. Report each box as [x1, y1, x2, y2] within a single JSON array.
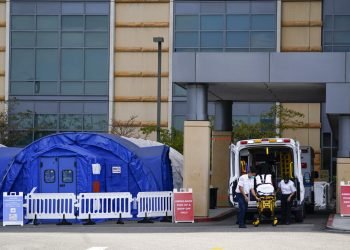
[[250, 176, 255, 180]]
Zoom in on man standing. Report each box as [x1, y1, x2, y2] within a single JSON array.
[[235, 166, 260, 228], [278, 175, 297, 225]]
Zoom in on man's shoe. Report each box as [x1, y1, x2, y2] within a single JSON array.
[[239, 225, 247, 228]]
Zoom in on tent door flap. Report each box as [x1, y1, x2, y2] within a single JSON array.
[[40, 157, 77, 194]]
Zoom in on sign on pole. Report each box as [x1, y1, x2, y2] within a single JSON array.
[[3, 192, 24, 226], [173, 188, 194, 223]]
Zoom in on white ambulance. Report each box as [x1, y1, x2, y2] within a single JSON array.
[[229, 138, 306, 222]]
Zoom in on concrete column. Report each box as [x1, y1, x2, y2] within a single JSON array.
[[211, 131, 232, 207], [214, 101, 232, 131], [186, 84, 208, 121], [338, 116, 350, 157], [336, 158, 350, 213], [183, 120, 211, 217]]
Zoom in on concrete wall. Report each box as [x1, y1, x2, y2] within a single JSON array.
[[183, 121, 211, 217], [114, 0, 170, 136], [211, 131, 231, 207], [336, 158, 350, 213], [281, 103, 321, 177], [281, 0, 322, 52], [0, 1, 6, 107]]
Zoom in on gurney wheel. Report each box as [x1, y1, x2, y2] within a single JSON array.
[[272, 218, 278, 227]]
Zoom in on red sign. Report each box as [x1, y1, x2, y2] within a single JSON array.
[[340, 185, 350, 216], [173, 191, 194, 223]]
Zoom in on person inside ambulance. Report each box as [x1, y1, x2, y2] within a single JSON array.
[[277, 175, 297, 225]]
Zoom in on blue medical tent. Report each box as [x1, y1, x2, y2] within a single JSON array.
[[0, 133, 173, 219]]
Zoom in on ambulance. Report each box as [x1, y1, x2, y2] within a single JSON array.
[[229, 138, 306, 222]]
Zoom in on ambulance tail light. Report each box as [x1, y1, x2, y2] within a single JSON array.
[[240, 140, 248, 145], [302, 162, 307, 169]]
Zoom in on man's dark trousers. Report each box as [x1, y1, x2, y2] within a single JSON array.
[[236, 193, 248, 226]]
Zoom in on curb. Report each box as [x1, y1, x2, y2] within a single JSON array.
[[195, 209, 235, 222]]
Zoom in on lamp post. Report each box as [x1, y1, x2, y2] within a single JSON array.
[[153, 37, 164, 142]]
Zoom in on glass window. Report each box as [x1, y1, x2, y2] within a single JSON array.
[[85, 82, 108, 95], [227, 31, 249, 47], [175, 32, 198, 47], [86, 3, 109, 15], [62, 16, 84, 30], [85, 49, 109, 81], [11, 49, 35, 81], [12, 16, 35, 30], [227, 2, 250, 14], [324, 15, 333, 30], [61, 49, 84, 80], [10, 82, 33, 95], [252, 15, 275, 30], [37, 16, 59, 30], [62, 170, 73, 183], [84, 114, 107, 130], [12, 32, 35, 47], [37, 2, 60, 15], [201, 15, 224, 30], [86, 16, 109, 31], [175, 3, 200, 15], [251, 1, 276, 14], [85, 32, 109, 47], [200, 32, 224, 47], [200, 2, 225, 14], [173, 115, 186, 131], [60, 114, 83, 130], [62, 32, 84, 47], [173, 84, 187, 97], [251, 32, 275, 48], [12, 2, 36, 15], [227, 15, 249, 30], [175, 16, 199, 30], [61, 82, 84, 95], [324, 31, 333, 45], [62, 2, 84, 15], [334, 31, 350, 44], [36, 49, 58, 81], [35, 114, 58, 129], [37, 32, 59, 47], [334, 15, 350, 30], [44, 169, 56, 183], [35, 81, 58, 95]]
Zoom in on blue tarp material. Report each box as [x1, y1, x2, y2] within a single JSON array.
[[0, 147, 23, 186], [0, 133, 173, 220]]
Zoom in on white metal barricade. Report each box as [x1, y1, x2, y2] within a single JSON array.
[[24, 192, 76, 220], [136, 191, 173, 218], [76, 192, 133, 219], [314, 181, 330, 210]]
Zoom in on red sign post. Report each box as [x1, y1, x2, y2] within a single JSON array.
[[340, 182, 350, 216], [173, 188, 194, 223]]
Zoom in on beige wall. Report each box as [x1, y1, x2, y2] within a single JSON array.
[[211, 131, 231, 207], [183, 121, 211, 217], [281, 1, 322, 52], [0, 2, 6, 107], [113, 1, 170, 129], [281, 103, 321, 177], [336, 158, 350, 213]]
